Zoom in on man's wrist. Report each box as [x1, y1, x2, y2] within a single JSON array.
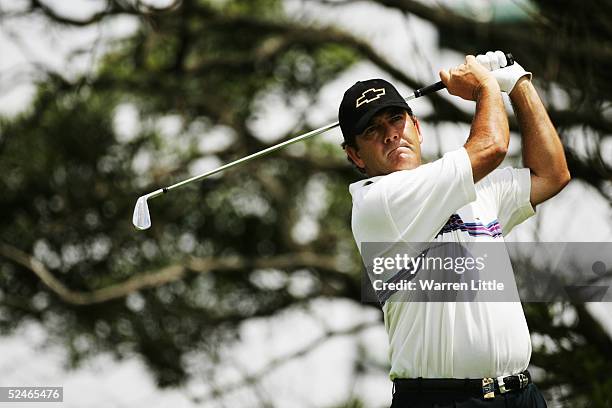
[[474, 79, 501, 100], [509, 76, 531, 99]]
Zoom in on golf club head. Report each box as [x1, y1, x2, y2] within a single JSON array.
[[133, 195, 152, 230]]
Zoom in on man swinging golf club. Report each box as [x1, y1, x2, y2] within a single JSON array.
[[339, 51, 570, 407]]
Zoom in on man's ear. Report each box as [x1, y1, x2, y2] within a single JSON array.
[[345, 144, 366, 169], [413, 117, 423, 144]]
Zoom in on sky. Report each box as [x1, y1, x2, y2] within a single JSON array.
[[0, 0, 611, 407]]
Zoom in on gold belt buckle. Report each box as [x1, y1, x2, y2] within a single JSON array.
[[482, 377, 495, 399], [518, 373, 529, 388], [497, 376, 508, 393]]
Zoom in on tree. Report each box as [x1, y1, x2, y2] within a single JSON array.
[[1, 0, 610, 406]]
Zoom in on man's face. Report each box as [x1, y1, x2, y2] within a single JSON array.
[[345, 107, 423, 177]]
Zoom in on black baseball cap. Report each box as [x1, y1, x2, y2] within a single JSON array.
[[338, 78, 412, 146]]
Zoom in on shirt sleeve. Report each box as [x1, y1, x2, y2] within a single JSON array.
[[477, 167, 535, 235], [381, 147, 477, 241]]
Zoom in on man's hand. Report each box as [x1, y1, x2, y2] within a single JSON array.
[[476, 50, 532, 94], [439, 55, 500, 101]]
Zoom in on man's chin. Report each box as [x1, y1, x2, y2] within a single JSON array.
[[390, 156, 420, 172], [368, 157, 420, 176]]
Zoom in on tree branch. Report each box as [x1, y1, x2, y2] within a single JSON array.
[[0, 243, 348, 305], [27, 0, 181, 26], [195, 320, 380, 405]]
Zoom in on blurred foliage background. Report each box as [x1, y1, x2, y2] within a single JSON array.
[[0, 0, 611, 407]]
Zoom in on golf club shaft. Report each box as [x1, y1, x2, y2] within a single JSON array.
[[163, 121, 340, 194], [148, 53, 514, 198], [147, 86, 422, 199]]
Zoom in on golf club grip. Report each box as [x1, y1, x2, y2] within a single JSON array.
[[413, 53, 515, 99]]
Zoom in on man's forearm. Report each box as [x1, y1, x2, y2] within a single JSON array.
[[510, 78, 570, 206], [439, 54, 510, 183], [510, 78, 570, 181], [470, 83, 510, 152], [465, 82, 509, 182]]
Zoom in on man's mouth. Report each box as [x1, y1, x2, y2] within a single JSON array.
[[388, 144, 412, 158]]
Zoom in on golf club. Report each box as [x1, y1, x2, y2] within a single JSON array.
[[133, 53, 515, 230]]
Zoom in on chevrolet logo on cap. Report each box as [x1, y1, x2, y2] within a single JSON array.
[[355, 88, 386, 108]]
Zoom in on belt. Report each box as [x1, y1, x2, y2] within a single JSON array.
[[393, 370, 531, 399]]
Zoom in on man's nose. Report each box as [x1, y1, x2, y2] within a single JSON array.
[[383, 124, 399, 144]]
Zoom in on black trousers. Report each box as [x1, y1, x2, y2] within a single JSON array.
[[391, 383, 548, 408]]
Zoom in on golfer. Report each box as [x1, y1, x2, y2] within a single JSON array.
[[339, 51, 570, 407]]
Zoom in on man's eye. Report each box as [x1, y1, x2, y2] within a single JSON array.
[[392, 115, 403, 122], [365, 126, 377, 136]]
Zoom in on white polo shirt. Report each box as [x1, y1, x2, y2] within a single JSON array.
[[349, 147, 535, 379]]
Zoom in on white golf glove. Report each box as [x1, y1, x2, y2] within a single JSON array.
[[476, 50, 532, 94]]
